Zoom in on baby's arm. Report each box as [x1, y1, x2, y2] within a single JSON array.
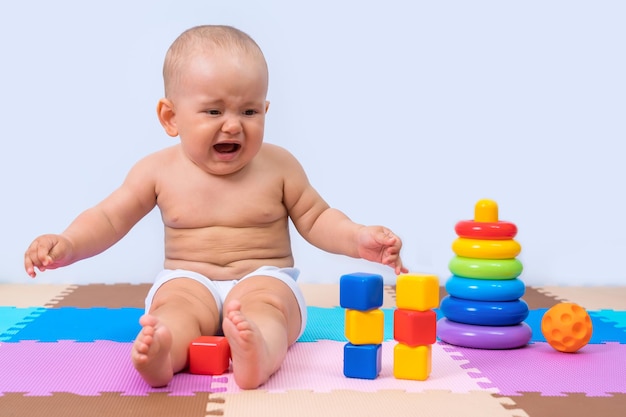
[[24, 156, 158, 277], [279, 148, 407, 274]]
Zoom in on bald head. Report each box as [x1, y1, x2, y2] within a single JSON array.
[[163, 25, 268, 98]]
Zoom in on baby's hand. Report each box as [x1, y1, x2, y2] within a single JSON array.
[[24, 234, 74, 278], [356, 226, 408, 275]]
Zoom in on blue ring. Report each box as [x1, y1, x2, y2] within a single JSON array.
[[440, 296, 529, 326], [437, 318, 532, 349], [445, 276, 526, 301]]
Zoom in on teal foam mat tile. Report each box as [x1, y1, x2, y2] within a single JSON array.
[[525, 309, 626, 344], [0, 307, 47, 341], [591, 310, 626, 331], [298, 307, 395, 342]]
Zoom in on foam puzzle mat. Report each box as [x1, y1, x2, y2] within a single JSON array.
[[1, 282, 625, 416]]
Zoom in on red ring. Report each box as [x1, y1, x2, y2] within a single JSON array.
[[455, 220, 517, 240]]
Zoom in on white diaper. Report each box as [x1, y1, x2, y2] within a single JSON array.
[[144, 266, 307, 337]]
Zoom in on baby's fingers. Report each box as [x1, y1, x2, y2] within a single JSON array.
[[24, 249, 41, 278], [38, 246, 53, 267], [395, 262, 409, 275], [382, 246, 408, 275], [24, 240, 53, 277], [24, 255, 37, 278]]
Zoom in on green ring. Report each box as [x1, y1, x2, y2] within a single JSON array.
[[448, 256, 523, 280]]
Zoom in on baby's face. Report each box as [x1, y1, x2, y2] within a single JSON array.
[[171, 50, 269, 176]]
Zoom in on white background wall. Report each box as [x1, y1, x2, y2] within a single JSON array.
[[2, 1, 624, 286]]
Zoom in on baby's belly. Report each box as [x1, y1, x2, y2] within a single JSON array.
[[163, 224, 294, 280]]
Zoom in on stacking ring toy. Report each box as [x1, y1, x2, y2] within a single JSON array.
[[449, 256, 523, 279], [440, 296, 529, 326], [452, 237, 521, 259], [437, 318, 532, 349], [445, 275, 526, 301], [455, 199, 517, 240]]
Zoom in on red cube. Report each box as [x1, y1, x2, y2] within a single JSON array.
[[394, 309, 437, 346], [189, 336, 231, 375]]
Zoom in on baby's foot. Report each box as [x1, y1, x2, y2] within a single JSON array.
[[131, 314, 174, 387], [222, 300, 273, 389]]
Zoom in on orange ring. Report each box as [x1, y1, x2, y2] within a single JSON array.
[[455, 220, 517, 240]]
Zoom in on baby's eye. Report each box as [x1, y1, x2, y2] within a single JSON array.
[[243, 109, 258, 116], [206, 109, 221, 115]]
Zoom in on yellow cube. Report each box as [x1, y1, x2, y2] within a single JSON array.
[[345, 309, 384, 345], [393, 343, 431, 381], [396, 274, 439, 311]]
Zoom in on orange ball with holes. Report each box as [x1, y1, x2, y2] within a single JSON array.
[[541, 302, 593, 353]]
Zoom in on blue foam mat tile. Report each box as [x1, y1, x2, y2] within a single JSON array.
[[6, 305, 624, 345], [0, 307, 47, 341], [3, 307, 143, 342]]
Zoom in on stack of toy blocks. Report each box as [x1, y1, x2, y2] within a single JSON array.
[[340, 272, 385, 379], [393, 273, 439, 381]]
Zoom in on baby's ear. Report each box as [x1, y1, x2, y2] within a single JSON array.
[[157, 98, 178, 137], [265, 100, 270, 114]]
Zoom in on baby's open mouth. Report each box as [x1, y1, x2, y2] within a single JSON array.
[[214, 143, 241, 154]]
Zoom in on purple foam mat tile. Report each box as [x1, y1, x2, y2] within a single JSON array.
[[0, 340, 228, 396], [442, 342, 626, 397]]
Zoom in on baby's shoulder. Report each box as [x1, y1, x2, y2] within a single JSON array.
[[261, 142, 289, 155], [259, 143, 300, 165], [125, 145, 180, 179], [135, 145, 179, 167]]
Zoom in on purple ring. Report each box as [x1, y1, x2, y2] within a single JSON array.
[[437, 318, 532, 349]]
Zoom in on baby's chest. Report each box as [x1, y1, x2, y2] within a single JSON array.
[[158, 185, 286, 227]]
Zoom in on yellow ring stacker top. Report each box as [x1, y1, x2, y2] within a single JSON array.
[[474, 199, 499, 222], [452, 237, 521, 259]]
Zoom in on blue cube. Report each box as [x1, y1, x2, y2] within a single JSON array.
[[343, 343, 382, 379], [340, 272, 384, 311]]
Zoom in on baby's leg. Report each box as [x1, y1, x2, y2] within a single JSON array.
[[222, 276, 302, 389], [132, 278, 220, 387]]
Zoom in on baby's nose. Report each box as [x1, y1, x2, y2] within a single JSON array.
[[221, 115, 242, 134]]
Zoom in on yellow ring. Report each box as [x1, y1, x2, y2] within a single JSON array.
[[452, 238, 521, 259]]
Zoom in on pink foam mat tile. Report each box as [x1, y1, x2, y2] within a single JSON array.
[[0, 340, 494, 397], [17, 338, 618, 398], [442, 342, 626, 397], [222, 340, 496, 394], [0, 341, 222, 396]]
